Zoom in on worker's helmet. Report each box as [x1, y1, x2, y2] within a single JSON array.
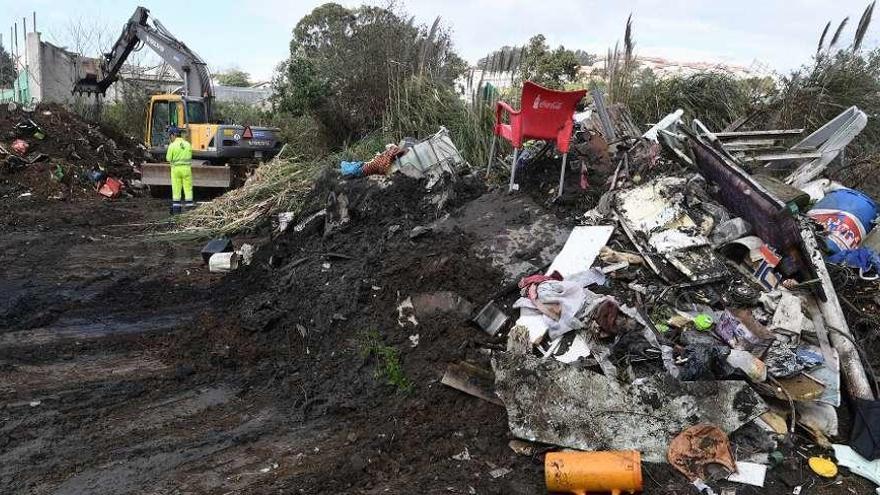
[[167, 125, 181, 136]]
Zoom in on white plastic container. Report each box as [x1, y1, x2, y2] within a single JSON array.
[[396, 127, 465, 180], [726, 349, 767, 382], [209, 252, 239, 273]]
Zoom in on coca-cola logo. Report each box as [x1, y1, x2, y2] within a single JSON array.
[[532, 94, 563, 110]]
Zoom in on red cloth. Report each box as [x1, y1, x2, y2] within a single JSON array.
[[362, 145, 404, 176], [11, 139, 28, 156], [518, 271, 563, 301], [518, 271, 564, 320]]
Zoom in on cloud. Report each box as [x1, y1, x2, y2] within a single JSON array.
[[6, 0, 876, 82]]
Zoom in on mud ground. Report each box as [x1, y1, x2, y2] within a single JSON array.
[[0, 189, 546, 494], [0, 165, 874, 494]]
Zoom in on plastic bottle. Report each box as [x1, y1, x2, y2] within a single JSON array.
[[726, 349, 767, 382]]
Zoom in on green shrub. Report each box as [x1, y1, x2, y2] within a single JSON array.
[[358, 329, 412, 393], [273, 3, 466, 147], [627, 71, 772, 132], [770, 49, 880, 156]]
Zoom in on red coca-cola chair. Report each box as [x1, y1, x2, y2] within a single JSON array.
[[486, 81, 586, 196]]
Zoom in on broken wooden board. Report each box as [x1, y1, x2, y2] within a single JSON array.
[[664, 247, 729, 283], [545, 225, 614, 277], [441, 362, 503, 406], [492, 353, 767, 462], [772, 373, 826, 401], [615, 177, 728, 284]]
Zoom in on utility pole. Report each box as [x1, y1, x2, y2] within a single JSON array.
[[22, 17, 28, 103], [13, 22, 18, 100]]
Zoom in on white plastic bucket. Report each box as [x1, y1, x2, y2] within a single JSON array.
[[209, 252, 239, 273]]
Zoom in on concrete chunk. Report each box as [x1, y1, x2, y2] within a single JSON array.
[[492, 353, 767, 462]]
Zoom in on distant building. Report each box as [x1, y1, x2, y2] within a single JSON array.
[[580, 55, 769, 80], [456, 54, 771, 100], [455, 68, 516, 99], [0, 31, 271, 109]]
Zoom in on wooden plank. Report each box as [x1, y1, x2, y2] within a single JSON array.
[[441, 362, 503, 405], [724, 140, 781, 150]]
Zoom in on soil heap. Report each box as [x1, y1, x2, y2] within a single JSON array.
[[0, 103, 144, 201]]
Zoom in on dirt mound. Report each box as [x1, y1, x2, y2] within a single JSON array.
[[162, 170, 547, 493], [0, 103, 145, 201]]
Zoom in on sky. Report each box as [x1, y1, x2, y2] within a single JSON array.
[[1, 0, 877, 82]]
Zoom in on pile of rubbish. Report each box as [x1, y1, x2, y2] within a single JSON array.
[[216, 91, 880, 494], [487, 93, 880, 493], [0, 103, 144, 201]]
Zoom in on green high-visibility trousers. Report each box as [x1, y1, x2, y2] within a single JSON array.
[[170, 165, 193, 204]]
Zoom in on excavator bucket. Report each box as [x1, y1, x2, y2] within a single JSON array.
[[141, 162, 232, 189]]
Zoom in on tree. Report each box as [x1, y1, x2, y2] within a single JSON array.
[[518, 35, 580, 89], [273, 3, 466, 144], [216, 68, 251, 87], [573, 49, 597, 66], [0, 44, 15, 87], [477, 46, 524, 72]]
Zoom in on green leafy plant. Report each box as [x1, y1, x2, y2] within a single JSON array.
[[358, 329, 412, 393], [627, 71, 772, 131], [0, 43, 16, 87], [273, 3, 466, 147], [215, 68, 252, 87]]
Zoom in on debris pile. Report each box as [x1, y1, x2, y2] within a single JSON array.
[[490, 93, 880, 493], [210, 89, 880, 493], [0, 103, 144, 201]]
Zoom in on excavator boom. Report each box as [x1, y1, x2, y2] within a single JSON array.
[[74, 6, 213, 111], [72, 6, 282, 191]]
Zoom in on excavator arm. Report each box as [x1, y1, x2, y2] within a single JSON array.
[[74, 6, 213, 110]]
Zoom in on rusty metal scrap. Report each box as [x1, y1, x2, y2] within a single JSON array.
[[686, 130, 817, 286]]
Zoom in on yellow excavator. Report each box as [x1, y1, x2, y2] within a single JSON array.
[[74, 7, 282, 188]]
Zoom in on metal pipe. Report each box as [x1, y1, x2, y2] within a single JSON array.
[[22, 18, 26, 68], [508, 147, 519, 193], [13, 23, 18, 99], [557, 152, 567, 199], [485, 133, 496, 178]]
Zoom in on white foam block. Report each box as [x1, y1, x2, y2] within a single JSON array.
[[546, 225, 614, 278]]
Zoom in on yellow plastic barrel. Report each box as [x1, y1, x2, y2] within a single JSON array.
[[545, 450, 643, 495]]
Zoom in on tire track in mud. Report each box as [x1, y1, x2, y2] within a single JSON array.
[[0, 198, 279, 493]]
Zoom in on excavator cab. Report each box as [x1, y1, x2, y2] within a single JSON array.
[[145, 95, 213, 158], [147, 96, 181, 149], [143, 94, 229, 188]]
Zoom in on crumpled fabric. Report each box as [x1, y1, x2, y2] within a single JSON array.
[[514, 271, 591, 340], [362, 145, 404, 176], [679, 344, 731, 381], [714, 310, 763, 351], [519, 271, 564, 299], [828, 247, 880, 279], [517, 271, 565, 320], [850, 398, 880, 460], [340, 160, 364, 177], [764, 340, 804, 378]]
